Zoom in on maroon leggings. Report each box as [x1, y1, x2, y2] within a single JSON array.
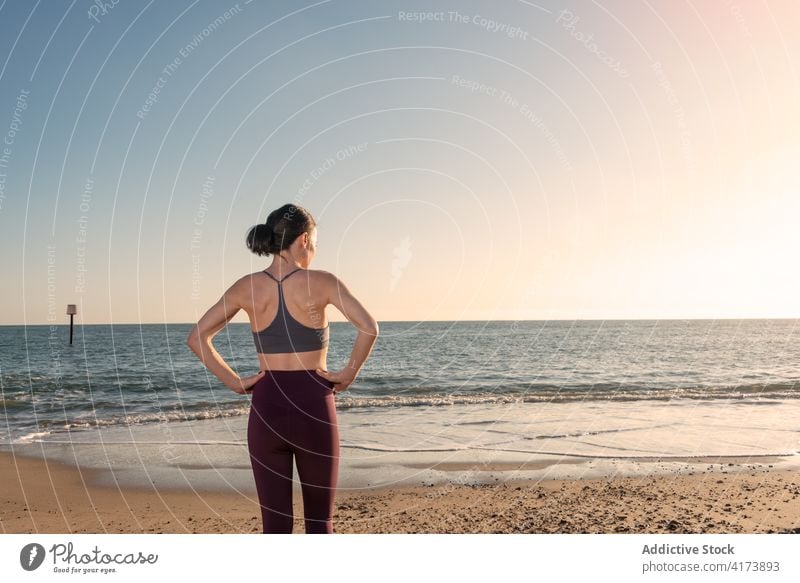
[[247, 369, 339, 534]]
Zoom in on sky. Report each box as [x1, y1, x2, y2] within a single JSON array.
[[0, 0, 798, 325]]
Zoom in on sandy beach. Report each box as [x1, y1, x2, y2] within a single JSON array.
[[2, 451, 799, 534]]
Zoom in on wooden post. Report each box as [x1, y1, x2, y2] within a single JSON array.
[[66, 304, 77, 345]]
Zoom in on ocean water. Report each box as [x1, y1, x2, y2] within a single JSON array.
[[1, 319, 799, 446]]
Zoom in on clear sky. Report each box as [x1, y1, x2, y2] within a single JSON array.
[[1, 0, 798, 325]]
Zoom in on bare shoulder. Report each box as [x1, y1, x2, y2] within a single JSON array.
[[302, 268, 332, 282], [306, 269, 345, 303], [228, 272, 261, 297], [312, 268, 352, 288], [236, 272, 262, 286], [311, 270, 376, 331], [303, 268, 332, 290]]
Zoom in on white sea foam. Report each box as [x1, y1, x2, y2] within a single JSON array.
[[4, 398, 799, 491]]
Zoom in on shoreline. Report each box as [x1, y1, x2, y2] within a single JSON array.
[[2, 449, 799, 534]]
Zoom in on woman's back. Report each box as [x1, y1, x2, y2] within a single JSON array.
[[245, 267, 331, 370]]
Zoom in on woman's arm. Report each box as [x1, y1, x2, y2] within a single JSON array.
[[315, 272, 379, 392], [186, 278, 264, 394]]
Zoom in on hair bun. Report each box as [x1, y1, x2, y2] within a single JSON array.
[[245, 223, 275, 256], [246, 203, 317, 257], [265, 227, 279, 253]]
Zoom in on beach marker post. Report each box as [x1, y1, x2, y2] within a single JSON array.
[[66, 304, 77, 345]]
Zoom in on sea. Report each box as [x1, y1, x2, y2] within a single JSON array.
[[2, 319, 800, 489]]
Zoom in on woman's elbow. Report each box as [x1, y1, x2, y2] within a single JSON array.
[[364, 319, 379, 336], [186, 326, 201, 347]]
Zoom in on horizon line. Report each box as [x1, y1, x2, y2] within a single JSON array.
[[4, 316, 800, 327]]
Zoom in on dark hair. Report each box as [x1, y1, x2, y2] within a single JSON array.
[[246, 203, 316, 257]]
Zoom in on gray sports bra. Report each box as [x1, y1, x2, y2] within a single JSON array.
[[252, 267, 330, 354]]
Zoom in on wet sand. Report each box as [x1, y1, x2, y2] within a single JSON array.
[[2, 451, 799, 534]]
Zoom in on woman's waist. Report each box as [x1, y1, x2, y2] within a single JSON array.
[[256, 351, 327, 371], [257, 367, 328, 377], [252, 369, 334, 397], [259, 367, 320, 373]]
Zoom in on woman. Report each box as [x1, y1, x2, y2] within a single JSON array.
[[186, 203, 379, 534]]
